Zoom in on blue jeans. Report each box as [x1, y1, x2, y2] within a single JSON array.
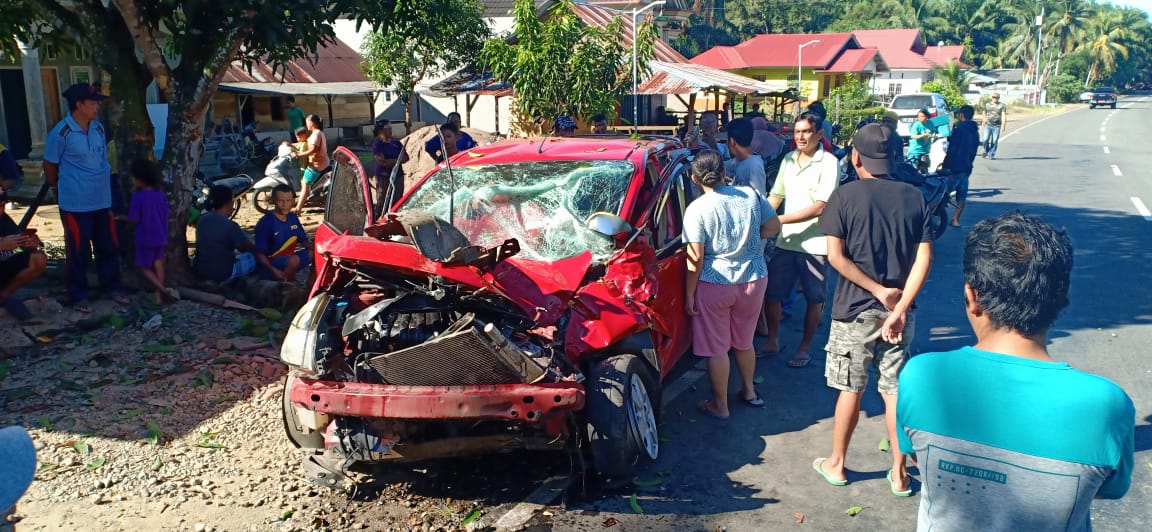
[[982, 124, 1001, 157]]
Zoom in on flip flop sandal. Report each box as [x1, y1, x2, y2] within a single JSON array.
[[786, 354, 811, 368], [812, 458, 848, 486], [734, 389, 766, 408], [695, 399, 729, 420], [887, 469, 913, 497], [756, 343, 786, 358], [111, 293, 132, 305]]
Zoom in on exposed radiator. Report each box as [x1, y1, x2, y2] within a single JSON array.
[[364, 315, 546, 386]]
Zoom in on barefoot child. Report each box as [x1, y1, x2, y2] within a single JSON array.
[[118, 160, 175, 304]]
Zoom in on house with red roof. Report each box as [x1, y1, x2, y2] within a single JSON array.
[[851, 29, 966, 99], [691, 33, 889, 103]]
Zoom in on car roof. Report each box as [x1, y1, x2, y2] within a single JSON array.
[[892, 92, 943, 98], [446, 136, 680, 167]]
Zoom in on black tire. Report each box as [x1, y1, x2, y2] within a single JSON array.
[[1090, 104, 1096, 109], [930, 206, 949, 241], [252, 188, 274, 214], [283, 373, 325, 450], [585, 354, 661, 481], [230, 196, 244, 219]]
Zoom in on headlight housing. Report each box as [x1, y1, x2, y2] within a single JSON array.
[[280, 293, 333, 375]]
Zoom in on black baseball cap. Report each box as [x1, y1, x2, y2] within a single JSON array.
[[853, 123, 891, 176], [62, 83, 107, 104]]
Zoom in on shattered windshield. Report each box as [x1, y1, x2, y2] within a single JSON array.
[[399, 160, 635, 262]]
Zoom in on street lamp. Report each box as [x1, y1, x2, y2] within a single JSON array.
[[797, 39, 820, 104], [631, 1, 666, 132]]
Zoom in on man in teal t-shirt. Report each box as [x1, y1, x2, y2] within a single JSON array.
[[906, 109, 933, 173], [897, 212, 1134, 532], [285, 95, 305, 140]]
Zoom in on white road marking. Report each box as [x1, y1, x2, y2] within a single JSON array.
[[1000, 106, 1084, 141], [1104, 146, 1111, 154], [1100, 135, 1107, 142], [1111, 165, 1122, 176], [1099, 126, 1106, 132], [1131, 197, 1152, 221]]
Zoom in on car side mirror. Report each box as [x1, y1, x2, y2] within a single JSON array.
[[586, 212, 633, 243]]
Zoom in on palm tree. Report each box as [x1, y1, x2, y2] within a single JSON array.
[[1082, 8, 1130, 87], [1047, 0, 1094, 75], [933, 60, 971, 95]]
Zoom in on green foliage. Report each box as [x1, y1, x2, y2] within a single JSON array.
[[481, 0, 656, 129], [1046, 73, 1083, 102], [921, 81, 967, 109], [828, 74, 873, 112], [361, 0, 489, 124]]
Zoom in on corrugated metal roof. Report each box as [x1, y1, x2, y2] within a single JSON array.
[[570, 3, 688, 63], [221, 37, 368, 84], [423, 66, 512, 97], [637, 61, 780, 95]]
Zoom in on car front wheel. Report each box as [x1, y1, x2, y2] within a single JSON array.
[[585, 354, 661, 481]]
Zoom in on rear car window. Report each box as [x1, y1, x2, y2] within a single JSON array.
[[890, 95, 933, 110], [1095, 87, 1115, 93]]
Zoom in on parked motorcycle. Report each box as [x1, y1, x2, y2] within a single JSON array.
[[834, 145, 951, 241], [243, 121, 277, 168], [189, 171, 254, 225], [250, 143, 330, 214]]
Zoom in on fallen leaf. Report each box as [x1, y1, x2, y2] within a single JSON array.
[[140, 343, 179, 353], [629, 493, 644, 514], [86, 457, 106, 470], [280, 509, 294, 521], [73, 440, 91, 454], [878, 438, 890, 452], [195, 432, 228, 449], [845, 506, 864, 516], [36, 335, 53, 343], [752, 376, 764, 384], [119, 409, 143, 420], [542, 511, 553, 517], [793, 512, 805, 524], [151, 456, 163, 471], [461, 508, 482, 526], [601, 517, 618, 527], [657, 435, 671, 443], [258, 308, 284, 321]]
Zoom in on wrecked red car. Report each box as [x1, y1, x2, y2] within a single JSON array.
[[281, 136, 701, 486]]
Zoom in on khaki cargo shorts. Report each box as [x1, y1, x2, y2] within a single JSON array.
[[824, 308, 915, 395]]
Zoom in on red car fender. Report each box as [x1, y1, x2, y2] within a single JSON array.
[[564, 236, 659, 364]]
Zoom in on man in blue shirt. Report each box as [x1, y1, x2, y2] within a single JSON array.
[[940, 105, 980, 227], [43, 83, 127, 312], [253, 184, 310, 282], [898, 212, 1134, 531], [424, 112, 476, 161]]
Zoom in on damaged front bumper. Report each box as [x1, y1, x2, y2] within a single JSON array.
[[288, 378, 585, 423]]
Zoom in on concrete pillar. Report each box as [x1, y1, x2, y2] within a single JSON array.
[[17, 40, 49, 159]]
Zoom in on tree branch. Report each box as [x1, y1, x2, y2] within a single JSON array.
[[110, 0, 172, 96]]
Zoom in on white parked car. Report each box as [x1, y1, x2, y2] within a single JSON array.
[[887, 92, 954, 140], [1078, 90, 1094, 103]]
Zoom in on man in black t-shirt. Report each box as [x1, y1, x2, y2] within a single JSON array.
[[810, 123, 933, 497]]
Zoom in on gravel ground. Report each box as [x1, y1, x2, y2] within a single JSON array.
[[1, 294, 563, 531]]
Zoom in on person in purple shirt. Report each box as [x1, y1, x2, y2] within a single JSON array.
[[372, 121, 409, 211], [116, 160, 174, 304]]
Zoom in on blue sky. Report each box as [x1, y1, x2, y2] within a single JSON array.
[[1116, 0, 1152, 17]]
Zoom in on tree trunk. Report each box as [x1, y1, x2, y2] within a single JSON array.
[[161, 102, 204, 285]]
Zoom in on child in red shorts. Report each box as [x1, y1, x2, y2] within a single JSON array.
[[117, 160, 175, 304]]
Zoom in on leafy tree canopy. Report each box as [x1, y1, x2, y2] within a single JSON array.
[[481, 0, 657, 130]]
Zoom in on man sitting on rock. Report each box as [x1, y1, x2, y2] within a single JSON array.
[[0, 188, 47, 321], [253, 184, 310, 282], [193, 185, 274, 284]]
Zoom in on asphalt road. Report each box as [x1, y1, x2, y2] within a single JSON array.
[[543, 97, 1152, 531]]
